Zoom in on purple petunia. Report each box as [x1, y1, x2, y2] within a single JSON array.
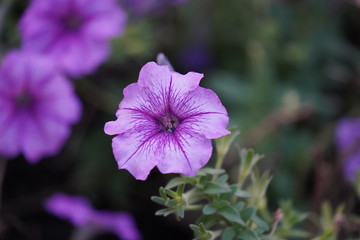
[[104, 62, 229, 180], [45, 193, 141, 240], [19, 0, 127, 77], [0, 51, 81, 163], [335, 117, 360, 180]]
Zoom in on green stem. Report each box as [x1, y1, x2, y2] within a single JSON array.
[[215, 151, 225, 170], [184, 205, 203, 211]]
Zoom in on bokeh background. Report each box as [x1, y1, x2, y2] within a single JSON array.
[[1, 0, 360, 239]]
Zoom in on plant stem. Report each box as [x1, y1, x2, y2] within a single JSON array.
[[215, 151, 225, 170], [0, 156, 8, 212], [184, 205, 203, 211]]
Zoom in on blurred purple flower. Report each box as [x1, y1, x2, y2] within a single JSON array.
[[0, 51, 81, 162], [45, 193, 141, 240], [104, 62, 229, 180], [19, 0, 127, 77], [343, 151, 360, 181], [335, 117, 360, 180], [179, 44, 214, 72]]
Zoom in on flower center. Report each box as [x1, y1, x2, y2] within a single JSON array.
[[160, 114, 179, 133], [15, 93, 34, 109], [63, 15, 83, 31]]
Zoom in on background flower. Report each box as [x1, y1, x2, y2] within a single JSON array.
[[0, 51, 81, 162], [105, 62, 229, 180], [19, 0, 127, 77], [336, 117, 360, 180], [45, 193, 142, 240]]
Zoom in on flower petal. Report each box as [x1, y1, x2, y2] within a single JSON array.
[[156, 129, 213, 177], [45, 193, 94, 227], [172, 87, 230, 139], [0, 108, 21, 158], [48, 35, 109, 77], [21, 112, 71, 163], [36, 75, 82, 123]]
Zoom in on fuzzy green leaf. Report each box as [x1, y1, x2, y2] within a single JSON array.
[[218, 205, 245, 225], [222, 227, 236, 240], [165, 177, 185, 189], [203, 182, 231, 194], [151, 196, 166, 205], [203, 204, 217, 215]]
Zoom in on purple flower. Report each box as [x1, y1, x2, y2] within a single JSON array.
[[0, 51, 81, 162], [336, 117, 360, 180], [45, 193, 141, 240], [104, 62, 229, 180], [19, 0, 127, 77], [343, 151, 360, 181], [335, 118, 360, 152]]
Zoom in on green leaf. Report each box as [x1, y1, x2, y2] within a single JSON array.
[[159, 187, 167, 199], [241, 206, 256, 222], [236, 229, 260, 240], [176, 183, 185, 197], [218, 204, 245, 225], [222, 227, 236, 240], [155, 208, 174, 217], [203, 182, 231, 194], [150, 196, 166, 205], [203, 204, 217, 215], [197, 167, 226, 176], [189, 224, 200, 232], [165, 177, 185, 189], [164, 188, 178, 198], [234, 202, 245, 211], [252, 215, 269, 232], [234, 189, 252, 198], [216, 174, 229, 184]]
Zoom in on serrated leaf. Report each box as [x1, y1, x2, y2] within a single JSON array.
[[151, 196, 166, 205], [241, 206, 256, 221], [222, 227, 236, 240], [203, 204, 217, 215], [218, 205, 245, 225], [203, 182, 231, 194], [165, 177, 185, 189]]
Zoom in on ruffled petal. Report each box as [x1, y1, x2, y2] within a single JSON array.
[[111, 122, 161, 180]]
